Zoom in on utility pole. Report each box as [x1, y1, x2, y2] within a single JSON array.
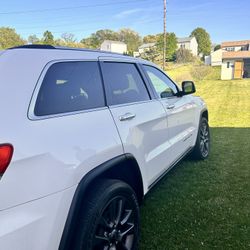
[[163, 0, 167, 71]]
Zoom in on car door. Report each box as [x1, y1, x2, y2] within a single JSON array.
[[100, 58, 172, 188], [142, 64, 197, 163]]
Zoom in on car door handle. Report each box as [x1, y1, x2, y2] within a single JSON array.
[[166, 104, 175, 109], [119, 113, 136, 121]]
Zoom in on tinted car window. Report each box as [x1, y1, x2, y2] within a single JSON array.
[[143, 65, 178, 98], [102, 62, 150, 105], [35, 61, 105, 116]]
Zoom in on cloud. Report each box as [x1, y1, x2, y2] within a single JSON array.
[[114, 8, 143, 19]]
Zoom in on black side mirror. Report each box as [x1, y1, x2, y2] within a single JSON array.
[[181, 81, 196, 95]]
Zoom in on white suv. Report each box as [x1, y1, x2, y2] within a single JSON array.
[[0, 45, 210, 250]]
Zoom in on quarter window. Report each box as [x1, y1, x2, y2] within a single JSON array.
[[35, 61, 105, 116], [143, 65, 178, 98], [102, 62, 150, 105]]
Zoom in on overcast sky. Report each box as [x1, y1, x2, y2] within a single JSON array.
[[0, 0, 249, 44]]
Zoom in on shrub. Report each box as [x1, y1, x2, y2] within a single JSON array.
[[191, 65, 212, 80], [175, 48, 195, 63]]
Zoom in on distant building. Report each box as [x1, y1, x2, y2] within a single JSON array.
[[100, 40, 127, 54], [177, 37, 198, 56], [220, 40, 250, 80], [205, 49, 223, 66], [138, 43, 156, 54]]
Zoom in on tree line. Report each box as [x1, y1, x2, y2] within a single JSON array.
[[0, 26, 213, 62]]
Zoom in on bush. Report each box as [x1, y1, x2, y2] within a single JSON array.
[[175, 48, 195, 63], [191, 65, 212, 80]]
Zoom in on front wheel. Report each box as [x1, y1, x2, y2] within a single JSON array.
[[74, 179, 140, 250], [191, 117, 210, 160]]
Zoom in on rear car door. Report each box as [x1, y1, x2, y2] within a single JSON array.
[[100, 58, 172, 188], [142, 64, 197, 163]]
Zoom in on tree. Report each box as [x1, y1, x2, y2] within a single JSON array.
[[175, 48, 195, 63], [0, 27, 25, 49], [140, 47, 159, 63], [118, 28, 142, 54], [42, 30, 54, 45], [214, 44, 221, 51], [81, 29, 119, 49], [143, 35, 158, 43], [61, 33, 76, 44], [28, 34, 40, 44], [190, 27, 211, 56], [156, 32, 177, 61]]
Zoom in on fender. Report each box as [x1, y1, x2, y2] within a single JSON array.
[[59, 153, 143, 250]]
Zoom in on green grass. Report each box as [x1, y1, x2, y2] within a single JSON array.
[[140, 68, 250, 249]]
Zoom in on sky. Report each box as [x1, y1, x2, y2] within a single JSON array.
[[0, 0, 250, 44]]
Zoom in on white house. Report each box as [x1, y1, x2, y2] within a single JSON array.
[[205, 49, 223, 66], [100, 40, 127, 54], [177, 37, 198, 56], [138, 43, 156, 54], [221, 40, 250, 80]]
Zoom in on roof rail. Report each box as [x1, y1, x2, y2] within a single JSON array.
[[9, 44, 56, 50]]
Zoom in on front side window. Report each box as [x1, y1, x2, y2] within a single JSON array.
[[143, 65, 178, 98], [101, 62, 150, 105], [35, 61, 105, 116]]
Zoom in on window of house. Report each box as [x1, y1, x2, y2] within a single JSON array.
[[226, 47, 235, 51], [34, 61, 105, 116], [227, 62, 230, 68], [101, 62, 150, 105], [143, 65, 178, 98]]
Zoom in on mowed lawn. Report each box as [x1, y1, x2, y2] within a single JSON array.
[[140, 74, 250, 249]]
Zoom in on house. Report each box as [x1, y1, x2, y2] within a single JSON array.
[[177, 37, 198, 56], [205, 49, 223, 66], [138, 43, 156, 54], [100, 40, 127, 54], [221, 40, 250, 80]]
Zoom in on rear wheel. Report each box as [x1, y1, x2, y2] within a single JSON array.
[[191, 117, 210, 160], [74, 179, 140, 250]]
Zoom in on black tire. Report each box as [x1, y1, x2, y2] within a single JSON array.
[[191, 117, 210, 160], [74, 179, 140, 250]]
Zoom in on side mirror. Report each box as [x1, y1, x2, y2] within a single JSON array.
[[181, 81, 196, 95]]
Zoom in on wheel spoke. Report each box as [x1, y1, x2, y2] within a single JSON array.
[[120, 209, 132, 225], [120, 223, 134, 238], [100, 216, 112, 229], [116, 198, 124, 224]]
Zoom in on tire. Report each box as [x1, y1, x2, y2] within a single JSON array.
[[74, 179, 140, 250], [191, 117, 210, 160]]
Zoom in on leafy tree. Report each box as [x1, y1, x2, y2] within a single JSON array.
[[140, 47, 159, 63], [118, 28, 142, 53], [175, 48, 195, 63], [0, 27, 25, 49], [190, 27, 211, 56], [214, 44, 221, 51], [28, 34, 40, 44], [143, 35, 158, 43], [156, 32, 177, 61], [42, 30, 54, 45], [81, 29, 119, 49]]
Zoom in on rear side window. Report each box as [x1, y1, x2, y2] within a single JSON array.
[[34, 61, 105, 116], [101, 62, 150, 105]]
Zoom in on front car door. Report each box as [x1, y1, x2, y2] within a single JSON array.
[[142, 64, 197, 164], [100, 58, 173, 189]]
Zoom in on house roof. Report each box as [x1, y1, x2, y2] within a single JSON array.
[[102, 40, 126, 45], [222, 51, 250, 59], [177, 37, 194, 43], [138, 43, 156, 49], [221, 40, 250, 48]]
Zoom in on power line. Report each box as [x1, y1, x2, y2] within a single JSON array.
[[0, 0, 149, 15]]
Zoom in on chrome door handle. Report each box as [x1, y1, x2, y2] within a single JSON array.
[[166, 104, 175, 109], [119, 113, 136, 121]]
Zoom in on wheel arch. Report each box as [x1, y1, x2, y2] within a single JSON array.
[[59, 153, 144, 250]]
